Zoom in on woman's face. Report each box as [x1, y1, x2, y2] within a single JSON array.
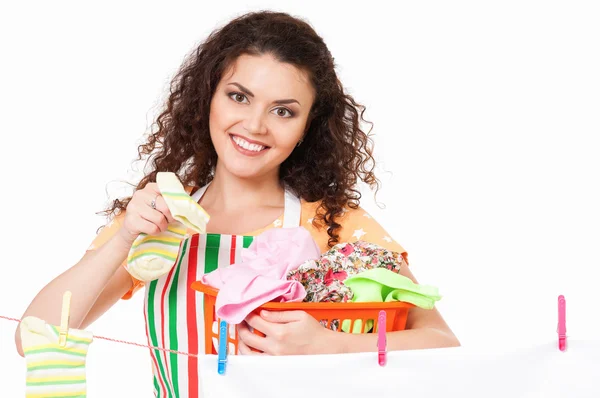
[[209, 53, 315, 181]]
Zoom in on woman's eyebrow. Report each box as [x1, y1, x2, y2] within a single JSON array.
[[227, 82, 300, 106]]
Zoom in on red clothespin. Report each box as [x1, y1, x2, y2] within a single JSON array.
[[377, 310, 387, 366], [557, 295, 566, 352]]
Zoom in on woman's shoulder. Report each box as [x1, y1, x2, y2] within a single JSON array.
[[299, 198, 406, 256], [299, 198, 370, 222], [299, 198, 379, 236]]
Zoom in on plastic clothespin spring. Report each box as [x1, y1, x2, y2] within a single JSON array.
[[58, 291, 72, 347], [377, 310, 387, 366], [217, 320, 228, 375]]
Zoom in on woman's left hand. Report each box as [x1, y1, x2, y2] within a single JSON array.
[[238, 310, 337, 355]]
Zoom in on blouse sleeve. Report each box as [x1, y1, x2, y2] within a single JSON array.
[[336, 206, 409, 264]]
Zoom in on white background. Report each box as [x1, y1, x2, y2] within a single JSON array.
[[1, 0, 599, 396]]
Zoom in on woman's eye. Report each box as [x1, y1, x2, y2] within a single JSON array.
[[274, 108, 293, 118], [229, 92, 248, 103], [229, 92, 293, 118]]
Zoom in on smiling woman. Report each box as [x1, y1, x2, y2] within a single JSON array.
[[15, 9, 458, 398], [209, 53, 315, 179]]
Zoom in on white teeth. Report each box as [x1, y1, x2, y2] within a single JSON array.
[[232, 136, 266, 152]]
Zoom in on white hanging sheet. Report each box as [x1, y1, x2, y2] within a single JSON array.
[[198, 340, 600, 398]]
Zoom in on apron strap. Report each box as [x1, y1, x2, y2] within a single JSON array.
[[282, 188, 301, 228], [190, 181, 302, 228], [191, 183, 209, 203]]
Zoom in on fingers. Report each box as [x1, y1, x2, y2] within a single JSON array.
[[237, 339, 253, 355], [260, 310, 304, 324], [129, 185, 175, 233], [237, 322, 266, 355], [245, 313, 275, 334], [136, 216, 165, 236], [243, 313, 289, 355], [119, 182, 178, 244], [138, 199, 166, 225], [151, 195, 175, 224], [141, 183, 174, 223], [238, 340, 266, 355], [143, 182, 162, 196]]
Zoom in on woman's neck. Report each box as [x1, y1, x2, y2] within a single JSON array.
[[200, 165, 285, 212]]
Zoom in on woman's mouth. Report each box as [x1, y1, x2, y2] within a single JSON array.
[[230, 134, 269, 156]]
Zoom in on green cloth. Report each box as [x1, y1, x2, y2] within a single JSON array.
[[340, 268, 442, 333]]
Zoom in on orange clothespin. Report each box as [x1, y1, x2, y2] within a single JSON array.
[[59, 291, 72, 347]]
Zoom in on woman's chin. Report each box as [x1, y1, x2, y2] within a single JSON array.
[[223, 162, 269, 180]]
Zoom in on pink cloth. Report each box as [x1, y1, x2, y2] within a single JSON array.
[[199, 227, 321, 324]]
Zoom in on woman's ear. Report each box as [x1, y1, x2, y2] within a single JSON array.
[[297, 126, 309, 147]]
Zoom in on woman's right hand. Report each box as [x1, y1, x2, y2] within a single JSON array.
[[116, 182, 175, 246]]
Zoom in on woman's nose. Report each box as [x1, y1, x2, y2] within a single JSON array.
[[242, 109, 268, 135]]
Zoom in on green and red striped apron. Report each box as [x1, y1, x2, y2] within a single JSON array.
[[143, 184, 301, 398]]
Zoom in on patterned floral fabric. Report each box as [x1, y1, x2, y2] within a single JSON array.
[[286, 240, 405, 303]]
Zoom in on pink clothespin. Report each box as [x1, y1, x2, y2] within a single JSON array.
[[377, 310, 387, 366], [558, 295, 567, 352]]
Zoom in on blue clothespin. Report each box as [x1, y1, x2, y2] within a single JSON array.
[[217, 320, 228, 375]]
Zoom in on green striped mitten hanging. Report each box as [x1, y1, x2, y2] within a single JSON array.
[[20, 316, 93, 398]]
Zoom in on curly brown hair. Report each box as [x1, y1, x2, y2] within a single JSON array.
[[104, 10, 380, 247]]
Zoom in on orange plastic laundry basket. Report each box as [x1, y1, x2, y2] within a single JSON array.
[[191, 281, 414, 355]]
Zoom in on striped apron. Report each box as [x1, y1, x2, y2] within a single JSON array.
[[143, 184, 302, 398]]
